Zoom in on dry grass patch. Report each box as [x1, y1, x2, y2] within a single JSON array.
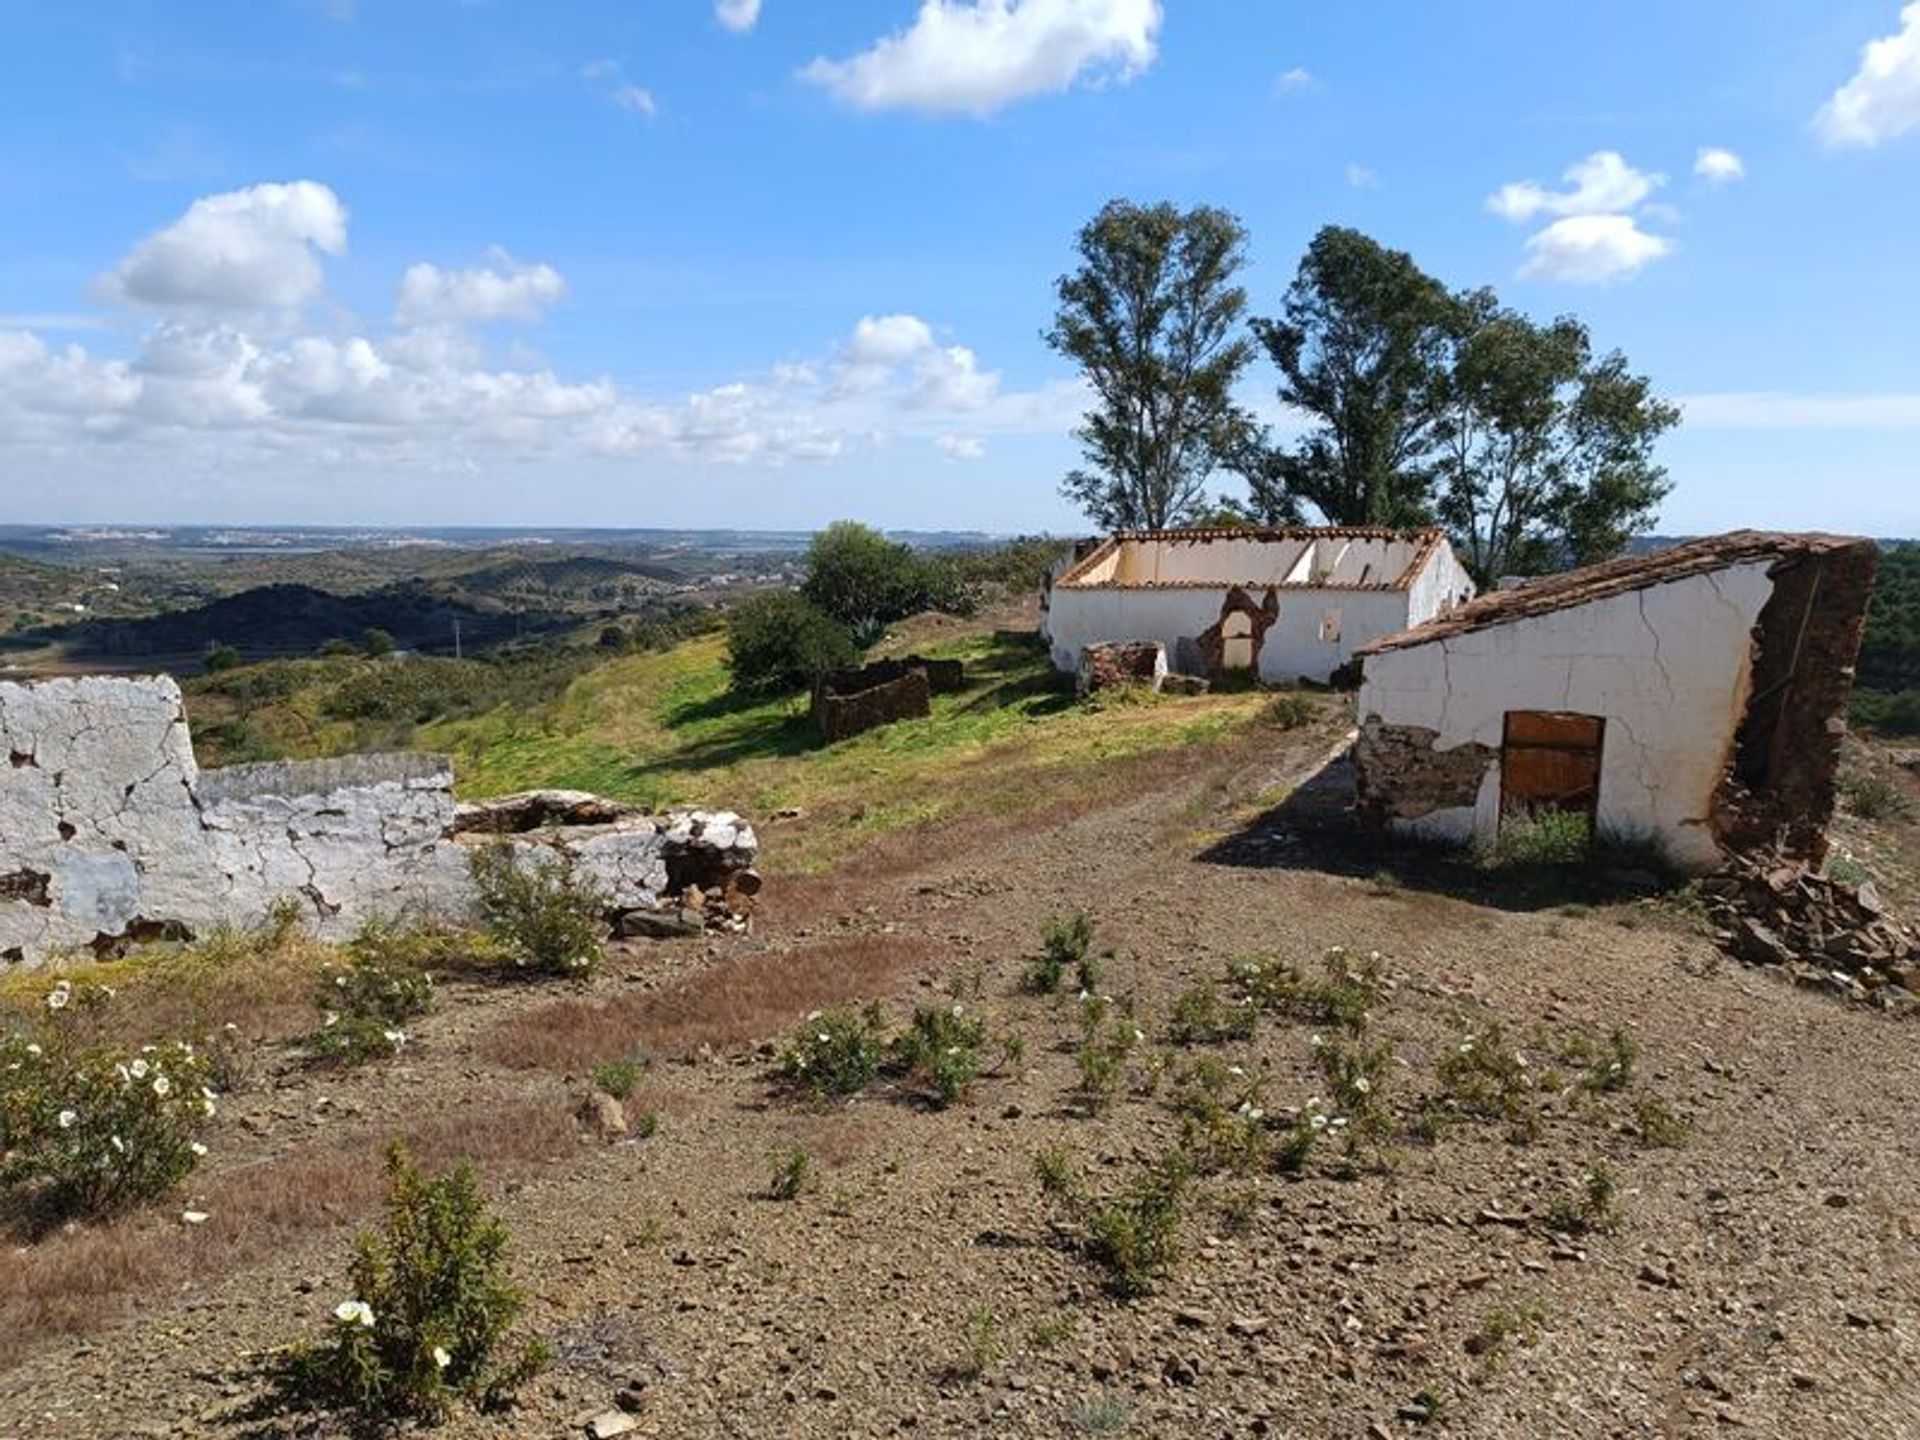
[[0, 1097, 576, 1371], [485, 934, 942, 1072]]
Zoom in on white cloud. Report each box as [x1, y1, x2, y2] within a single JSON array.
[[844, 313, 936, 366], [800, 0, 1161, 116], [101, 181, 348, 310], [1486, 151, 1662, 223], [396, 253, 567, 325], [715, 0, 762, 34], [580, 59, 620, 81], [611, 85, 657, 115], [1693, 146, 1745, 185], [2, 191, 1073, 484], [1520, 214, 1672, 283], [1274, 66, 1315, 96], [1344, 162, 1378, 189], [1816, 1, 1920, 147]]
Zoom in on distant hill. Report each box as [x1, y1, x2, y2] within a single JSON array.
[[57, 581, 571, 659]]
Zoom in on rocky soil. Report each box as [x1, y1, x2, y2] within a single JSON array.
[[3, 722, 1919, 1439]]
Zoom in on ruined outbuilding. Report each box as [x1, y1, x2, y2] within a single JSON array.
[[1351, 531, 1879, 873], [810, 655, 964, 743], [0, 675, 757, 966], [1043, 527, 1475, 686]]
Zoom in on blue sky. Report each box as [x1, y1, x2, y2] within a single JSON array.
[[3, 0, 1919, 535]]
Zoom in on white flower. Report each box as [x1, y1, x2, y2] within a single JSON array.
[[202, 1098, 217, 1118], [1132, 1029, 1146, 1043], [25, 1043, 41, 1058], [817, 1033, 830, 1044], [45, 983, 70, 1011], [432, 1346, 452, 1369], [190, 1141, 209, 1156], [181, 1209, 209, 1225], [1309, 1034, 1324, 1048], [951, 1002, 965, 1017], [805, 1010, 823, 1022], [1309, 1113, 1328, 1131], [129, 1058, 150, 1080], [56, 1109, 77, 1129], [1353, 1077, 1371, 1095], [383, 1029, 406, 1048], [334, 1300, 375, 1327], [110, 1135, 125, 1153], [152, 1075, 171, 1098], [322, 1012, 339, 1029]]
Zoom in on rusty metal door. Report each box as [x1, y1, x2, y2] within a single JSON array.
[[1500, 711, 1604, 820]]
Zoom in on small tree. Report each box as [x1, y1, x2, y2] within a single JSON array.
[[801, 521, 930, 637], [362, 627, 396, 658], [1046, 199, 1256, 531], [279, 1144, 546, 1423], [726, 591, 857, 696], [203, 643, 244, 673]]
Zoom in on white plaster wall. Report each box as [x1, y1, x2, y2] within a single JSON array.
[[1046, 586, 1228, 675], [1257, 589, 1415, 683], [1405, 543, 1477, 624], [1047, 583, 1418, 684], [1356, 563, 1777, 869]]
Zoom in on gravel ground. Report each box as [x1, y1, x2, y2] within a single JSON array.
[[3, 725, 1918, 1439]]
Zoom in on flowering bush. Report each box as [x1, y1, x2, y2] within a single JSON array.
[[775, 1003, 888, 1099], [305, 923, 435, 1068], [0, 981, 214, 1221], [889, 1003, 989, 1108], [278, 1143, 546, 1423], [1038, 1147, 1190, 1298], [1074, 995, 1143, 1113], [467, 842, 606, 979]]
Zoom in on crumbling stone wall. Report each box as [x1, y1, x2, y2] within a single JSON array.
[[1194, 586, 1281, 678], [1352, 717, 1497, 828], [1713, 543, 1880, 863], [1077, 641, 1167, 696], [811, 661, 933, 742], [0, 676, 759, 966]]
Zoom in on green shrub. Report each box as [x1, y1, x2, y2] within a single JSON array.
[[1544, 1162, 1620, 1235], [305, 926, 435, 1068], [1841, 770, 1915, 822], [592, 1056, 646, 1101], [1229, 947, 1379, 1032], [0, 983, 214, 1222], [1632, 1093, 1691, 1149], [277, 1144, 545, 1423], [1167, 980, 1257, 1046], [725, 591, 858, 697], [890, 1002, 987, 1108], [203, 643, 244, 672], [1273, 1104, 1325, 1174], [767, 1146, 812, 1201], [1168, 1060, 1268, 1176], [466, 843, 606, 979], [1027, 910, 1095, 994], [1264, 692, 1316, 729], [1479, 807, 1593, 868], [1074, 996, 1142, 1113], [775, 1004, 887, 1099], [1431, 1023, 1539, 1140], [1312, 1032, 1395, 1150], [1082, 1150, 1190, 1297]]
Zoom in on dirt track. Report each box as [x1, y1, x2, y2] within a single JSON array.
[[3, 718, 1918, 1439]]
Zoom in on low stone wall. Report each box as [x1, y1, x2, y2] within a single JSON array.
[[0, 675, 758, 966], [1076, 641, 1167, 696], [811, 661, 932, 743], [1351, 717, 1496, 830]]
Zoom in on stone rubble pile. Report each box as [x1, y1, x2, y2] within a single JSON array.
[[452, 790, 761, 937], [1700, 848, 1920, 1009]]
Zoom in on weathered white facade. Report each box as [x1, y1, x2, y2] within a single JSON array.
[[0, 675, 757, 966], [1044, 528, 1474, 685], [1351, 532, 1879, 872]]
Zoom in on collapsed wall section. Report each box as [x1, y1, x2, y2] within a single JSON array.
[[0, 676, 760, 966]]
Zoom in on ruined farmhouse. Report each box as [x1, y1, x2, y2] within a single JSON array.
[[1350, 531, 1879, 873], [1043, 526, 1476, 686]]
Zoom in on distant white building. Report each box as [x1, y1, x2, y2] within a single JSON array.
[[1043, 527, 1475, 685]]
